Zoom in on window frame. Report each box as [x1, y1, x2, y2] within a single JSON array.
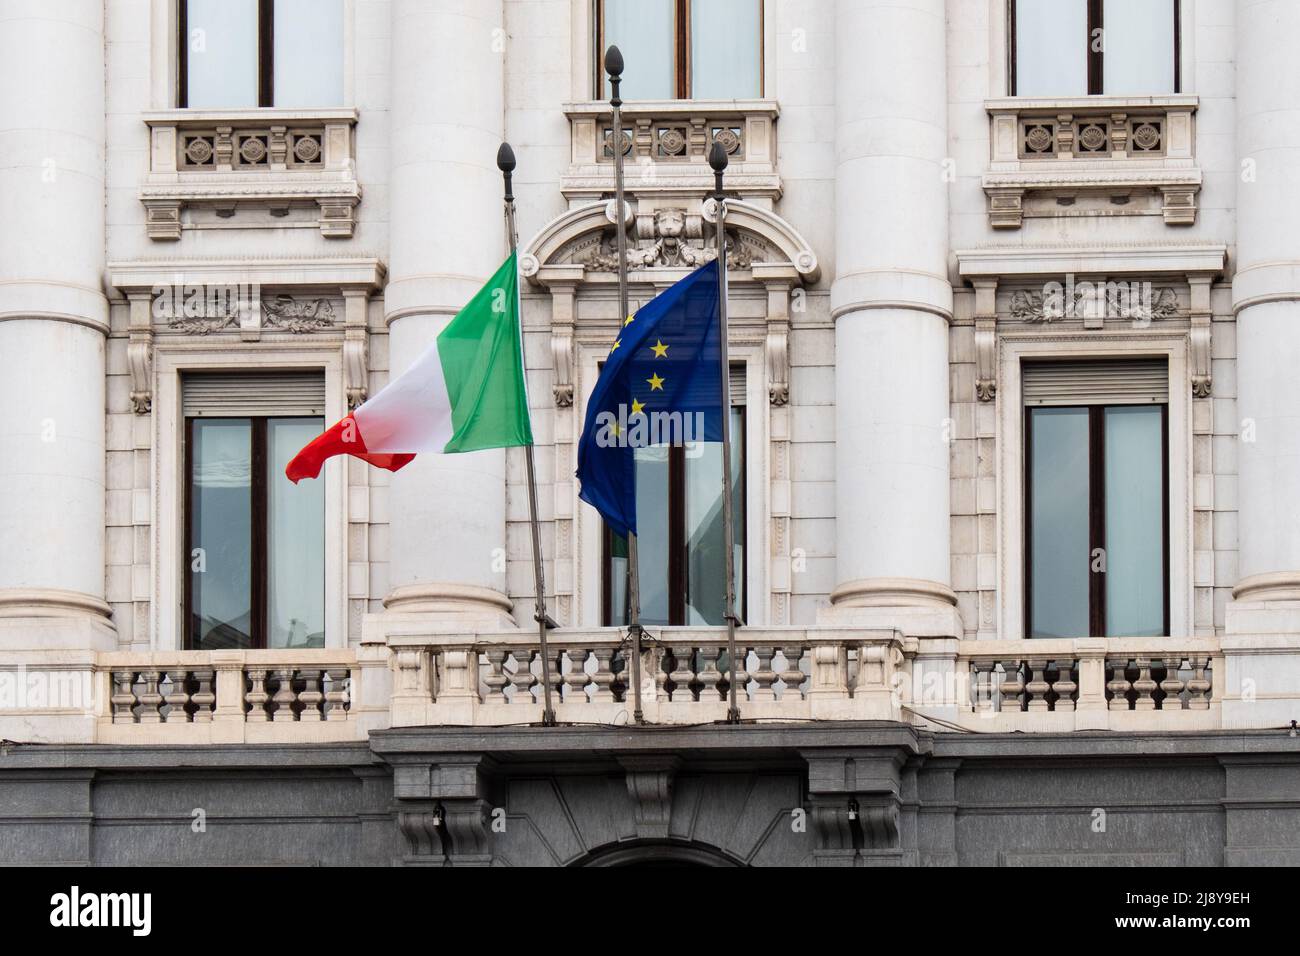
[[183, 413, 325, 651], [1008, 0, 1181, 97], [601, 402, 748, 627], [1024, 401, 1170, 639], [177, 0, 280, 109], [594, 0, 765, 100]]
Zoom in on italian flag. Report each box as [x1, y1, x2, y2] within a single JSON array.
[[286, 253, 533, 483]]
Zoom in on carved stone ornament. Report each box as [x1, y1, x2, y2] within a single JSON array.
[[583, 208, 755, 272], [164, 302, 239, 335], [262, 295, 337, 332], [1009, 285, 1180, 324]]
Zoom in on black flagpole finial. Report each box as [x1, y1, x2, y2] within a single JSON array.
[[709, 140, 728, 201], [496, 142, 516, 202], [605, 45, 623, 107]]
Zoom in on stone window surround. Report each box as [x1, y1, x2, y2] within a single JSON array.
[[957, 243, 1228, 642], [108, 258, 386, 650], [997, 334, 1192, 642], [573, 335, 770, 629], [141, 0, 362, 239], [152, 344, 350, 651]]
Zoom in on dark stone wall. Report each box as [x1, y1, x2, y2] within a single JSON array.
[[1, 728, 1298, 866]]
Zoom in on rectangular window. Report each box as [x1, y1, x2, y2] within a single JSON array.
[[597, 0, 763, 100], [180, 0, 344, 108], [1024, 360, 1169, 638], [1011, 0, 1179, 96], [604, 370, 746, 626], [183, 372, 326, 650]]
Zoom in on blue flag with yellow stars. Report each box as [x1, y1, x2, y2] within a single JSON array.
[[576, 260, 722, 537]]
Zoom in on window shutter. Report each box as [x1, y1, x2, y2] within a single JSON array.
[[182, 371, 327, 417], [1022, 359, 1168, 407], [729, 362, 747, 407]]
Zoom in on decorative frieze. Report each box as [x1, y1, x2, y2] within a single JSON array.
[[262, 295, 337, 332], [140, 109, 361, 239]]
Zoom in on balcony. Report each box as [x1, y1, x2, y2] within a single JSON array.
[[561, 99, 781, 205], [139, 108, 361, 240], [982, 95, 1201, 227], [2, 627, 1288, 744]]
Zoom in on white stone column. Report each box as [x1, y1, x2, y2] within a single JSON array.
[[382, 0, 513, 622], [1223, 0, 1300, 727], [1232, 0, 1300, 604], [0, 0, 113, 646], [827, 0, 955, 620]]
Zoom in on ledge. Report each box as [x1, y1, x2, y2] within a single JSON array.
[[139, 108, 361, 239], [955, 243, 1228, 279]]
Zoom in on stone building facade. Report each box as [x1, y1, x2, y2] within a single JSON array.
[[1, 0, 1298, 865]]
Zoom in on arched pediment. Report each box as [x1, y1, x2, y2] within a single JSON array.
[[520, 199, 820, 287]]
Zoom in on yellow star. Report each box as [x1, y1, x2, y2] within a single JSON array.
[[647, 372, 665, 392], [631, 398, 645, 415], [609, 338, 621, 353], [624, 314, 635, 326], [650, 339, 669, 358]]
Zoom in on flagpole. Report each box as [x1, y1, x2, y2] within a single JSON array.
[[709, 142, 742, 725], [497, 142, 557, 727], [605, 45, 646, 725]]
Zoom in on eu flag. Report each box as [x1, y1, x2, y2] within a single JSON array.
[[576, 261, 722, 537]]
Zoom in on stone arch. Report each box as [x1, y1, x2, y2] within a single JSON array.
[[571, 838, 747, 868]]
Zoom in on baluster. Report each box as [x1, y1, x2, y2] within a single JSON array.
[[750, 647, 778, 702], [324, 668, 350, 720], [1132, 658, 1157, 711], [163, 669, 191, 723], [1158, 657, 1186, 711], [271, 667, 298, 721], [137, 670, 164, 724], [729, 647, 750, 702], [509, 649, 537, 705], [971, 661, 995, 713], [1106, 660, 1133, 711], [1185, 656, 1211, 710], [669, 646, 696, 703], [999, 661, 1025, 712], [590, 647, 616, 702], [111, 670, 138, 723], [780, 645, 806, 701], [483, 649, 509, 703], [1025, 659, 1050, 712], [1051, 660, 1077, 713], [245, 668, 270, 721], [564, 649, 590, 704], [610, 650, 629, 702], [299, 669, 325, 721], [696, 647, 724, 702], [190, 669, 215, 722]]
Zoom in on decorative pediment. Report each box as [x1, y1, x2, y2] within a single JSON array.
[[521, 199, 819, 409], [521, 198, 820, 288]]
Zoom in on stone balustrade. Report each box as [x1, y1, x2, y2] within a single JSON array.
[[387, 626, 906, 727], [982, 95, 1201, 227], [92, 648, 389, 744], [937, 637, 1225, 732], [561, 99, 781, 204], [139, 108, 361, 239]]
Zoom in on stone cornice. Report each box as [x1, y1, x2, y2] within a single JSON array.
[[956, 243, 1228, 279], [107, 257, 387, 293]]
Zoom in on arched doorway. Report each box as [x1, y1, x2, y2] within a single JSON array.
[[573, 839, 747, 867]]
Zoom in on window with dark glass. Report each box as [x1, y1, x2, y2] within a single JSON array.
[[1011, 0, 1179, 96], [1025, 359, 1169, 638], [183, 372, 325, 650], [179, 0, 344, 108], [597, 0, 763, 100], [603, 369, 746, 626]]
